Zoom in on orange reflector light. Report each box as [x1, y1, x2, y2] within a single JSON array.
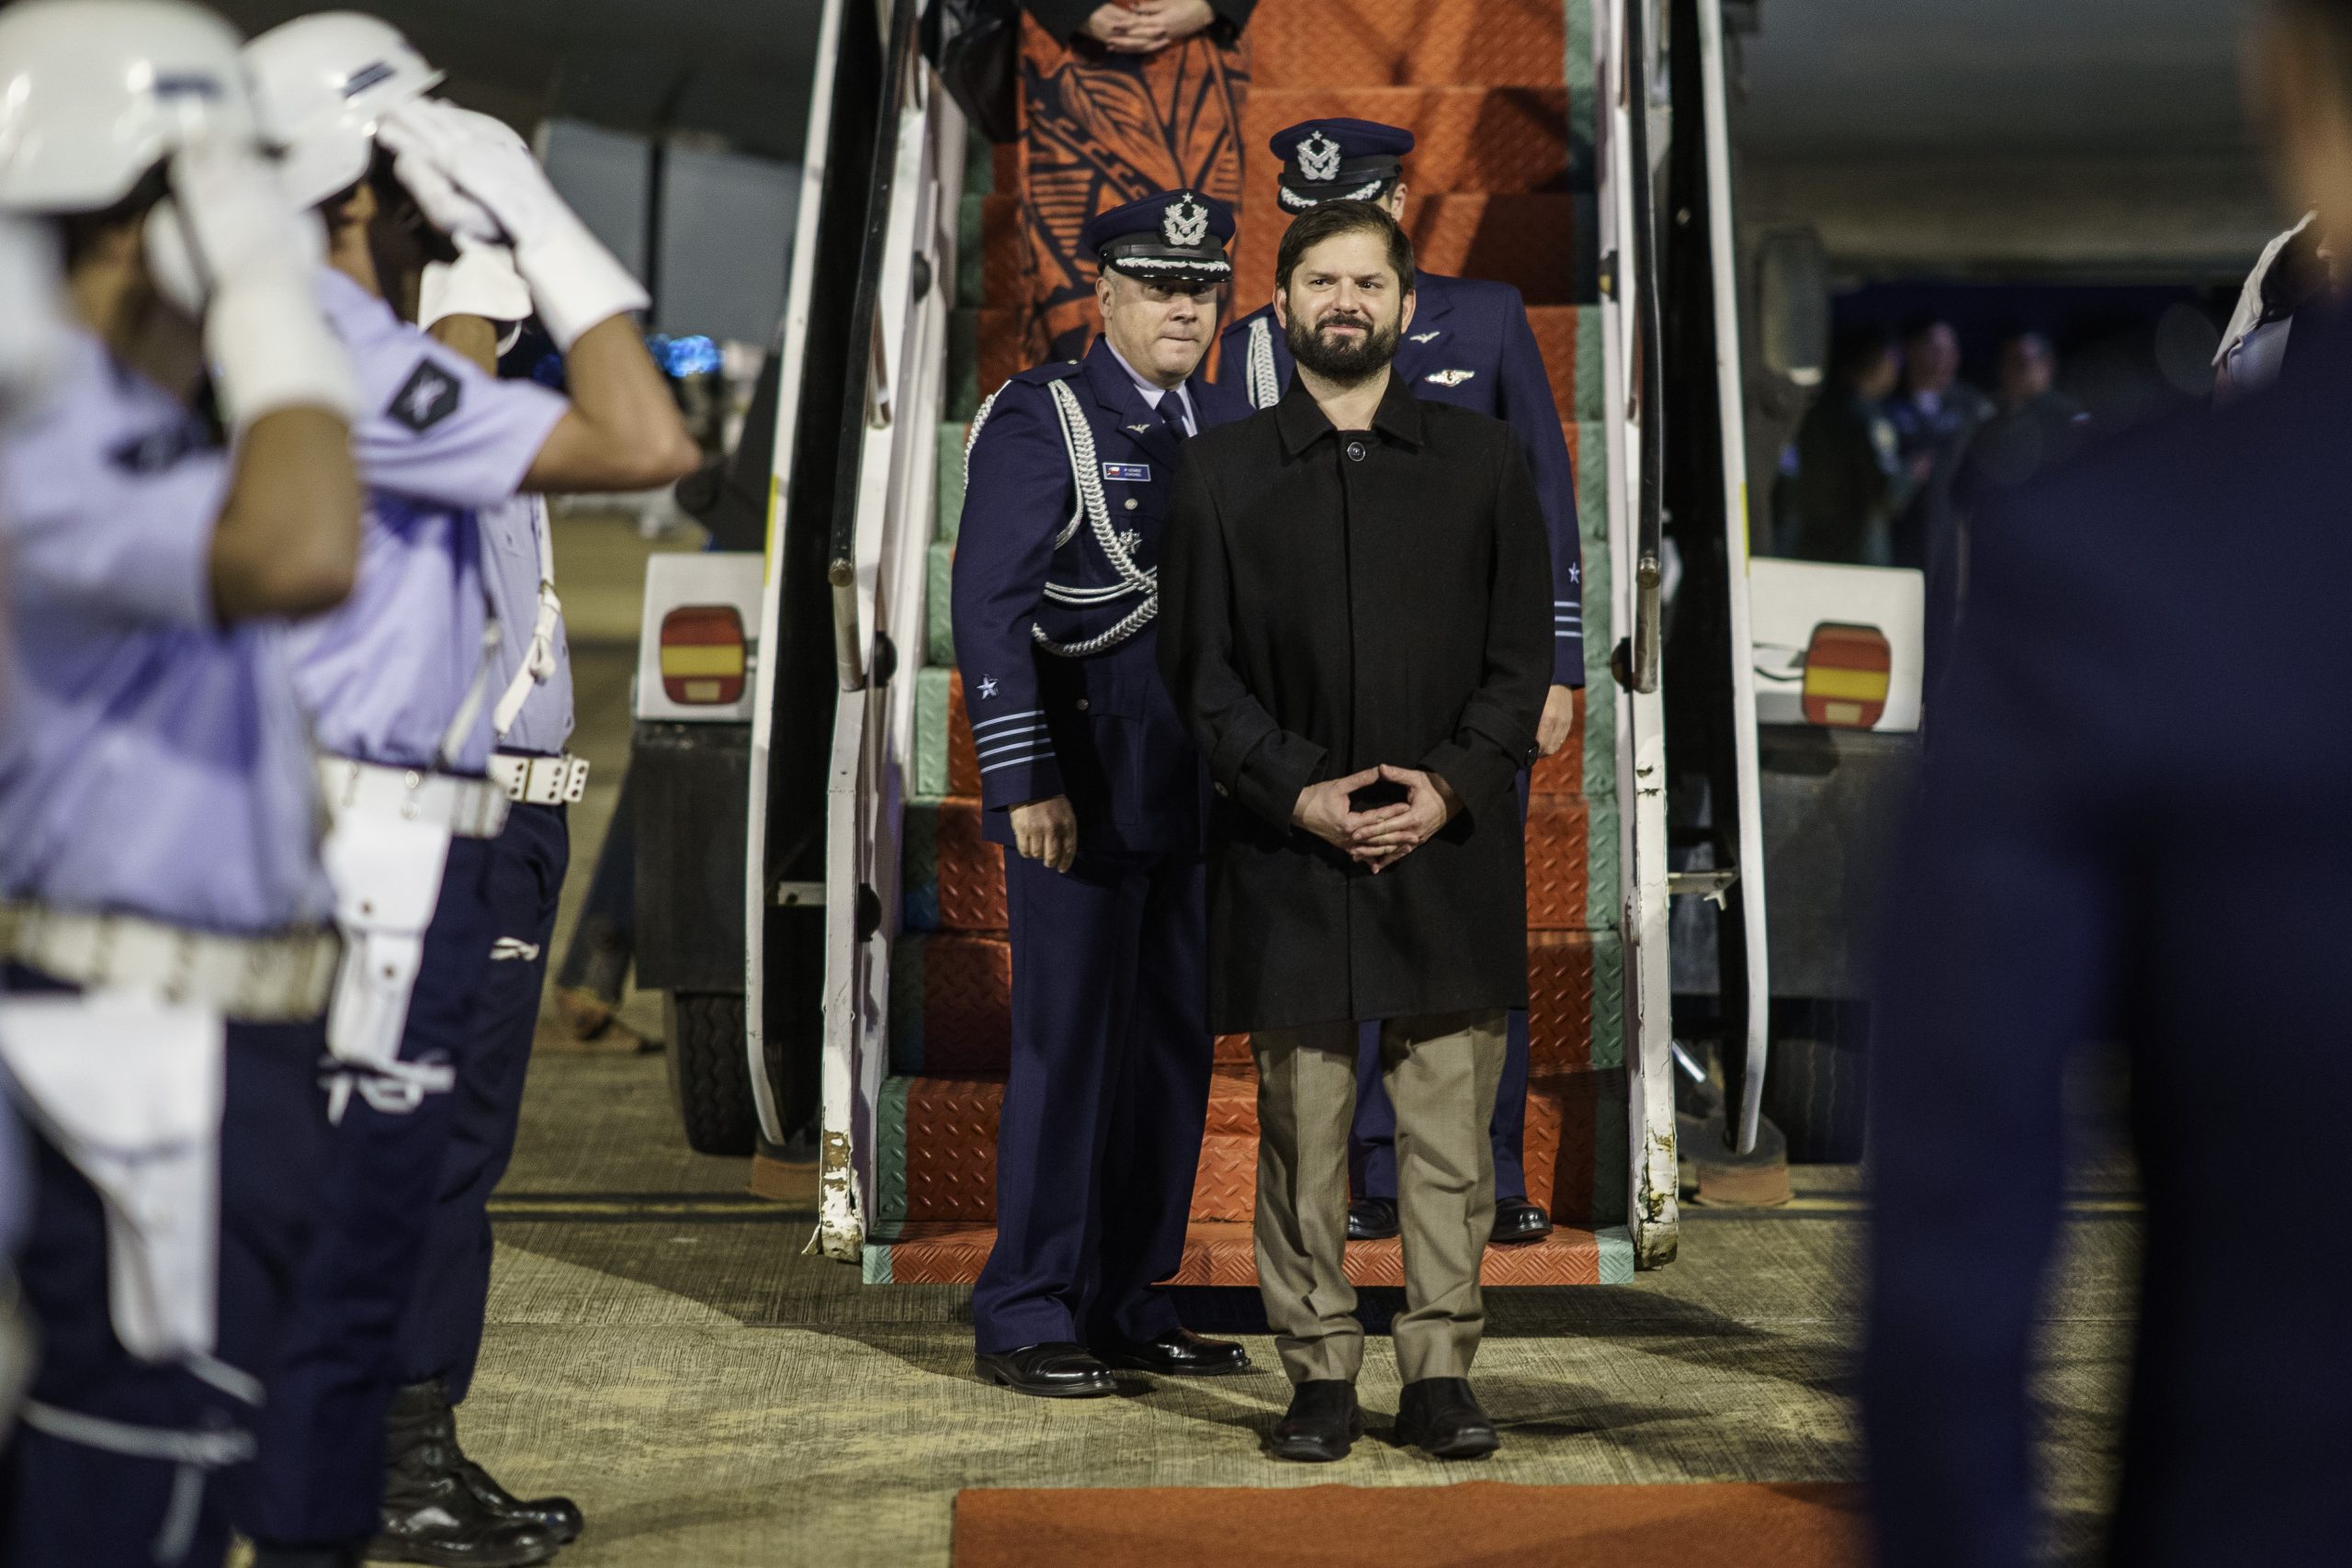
[[660, 605, 747, 705], [1801, 623, 1892, 729]]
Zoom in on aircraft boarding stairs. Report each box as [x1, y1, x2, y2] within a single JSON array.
[[864, 0, 1638, 1287]]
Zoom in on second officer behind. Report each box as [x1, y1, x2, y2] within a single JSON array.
[[952, 189, 1250, 1398]]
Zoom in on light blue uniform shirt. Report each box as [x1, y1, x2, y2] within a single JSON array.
[[479, 494, 574, 755], [287, 269, 566, 773], [0, 331, 332, 933]]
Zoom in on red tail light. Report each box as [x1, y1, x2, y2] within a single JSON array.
[[1801, 623, 1892, 729], [660, 605, 747, 705]]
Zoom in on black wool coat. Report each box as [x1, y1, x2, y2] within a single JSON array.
[[1157, 370, 1553, 1033]]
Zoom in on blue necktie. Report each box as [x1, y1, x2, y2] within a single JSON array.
[[1157, 390, 1191, 439]]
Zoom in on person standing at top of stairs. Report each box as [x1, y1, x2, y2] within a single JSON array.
[[953, 190, 1255, 1399], [1016, 0, 1256, 363], [1216, 117, 1586, 1250]]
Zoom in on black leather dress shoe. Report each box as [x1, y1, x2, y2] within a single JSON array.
[[1268, 1380, 1364, 1462], [1094, 1328, 1252, 1376], [372, 1382, 561, 1566], [1346, 1197, 1400, 1241], [1394, 1377, 1501, 1460], [975, 1342, 1117, 1397], [1491, 1197, 1554, 1245]]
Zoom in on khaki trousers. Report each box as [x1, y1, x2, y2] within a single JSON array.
[[1250, 1009, 1507, 1385]]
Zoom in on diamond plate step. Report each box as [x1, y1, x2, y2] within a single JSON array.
[[865, 1219, 1633, 1286], [875, 1065, 1625, 1232], [901, 797, 1003, 932]]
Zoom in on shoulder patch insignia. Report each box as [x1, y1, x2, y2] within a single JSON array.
[[107, 423, 204, 475], [389, 359, 462, 434], [1423, 368, 1476, 388], [1409, 331, 1442, 344]]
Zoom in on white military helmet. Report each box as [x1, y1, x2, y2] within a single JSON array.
[[0, 0, 258, 213], [243, 12, 443, 209]]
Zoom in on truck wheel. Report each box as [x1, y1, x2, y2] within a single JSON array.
[[665, 991, 757, 1156]]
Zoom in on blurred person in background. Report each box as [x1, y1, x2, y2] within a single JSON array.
[[1865, 2, 2352, 1563], [0, 3, 365, 1561], [1780, 325, 1910, 565], [1883, 317, 1993, 571], [1017, 0, 1256, 363], [236, 17, 695, 1566]]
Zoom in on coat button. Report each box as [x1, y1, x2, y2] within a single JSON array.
[[1076, 698, 1090, 711], [1345, 440, 1367, 462], [1124, 497, 1138, 511]]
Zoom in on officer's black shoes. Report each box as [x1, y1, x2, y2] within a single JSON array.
[[975, 1341, 1117, 1397], [455, 1454, 585, 1546], [1268, 1380, 1364, 1462], [1346, 1197, 1401, 1241], [1393, 1377, 1501, 1461], [1490, 1197, 1554, 1245], [1093, 1327, 1253, 1376], [375, 1382, 561, 1566]]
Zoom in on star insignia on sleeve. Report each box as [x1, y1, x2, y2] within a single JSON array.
[[978, 675, 999, 698], [1568, 563, 1580, 584]]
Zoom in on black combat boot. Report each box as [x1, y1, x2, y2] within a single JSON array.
[[371, 1382, 562, 1566]]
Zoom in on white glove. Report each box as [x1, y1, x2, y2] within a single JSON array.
[[384, 141, 502, 248], [379, 99, 649, 351], [0, 216, 68, 430], [155, 136, 358, 427], [419, 236, 536, 329]]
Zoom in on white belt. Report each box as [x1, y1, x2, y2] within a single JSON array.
[[0, 902, 336, 1021], [315, 758, 511, 840], [490, 752, 590, 806]]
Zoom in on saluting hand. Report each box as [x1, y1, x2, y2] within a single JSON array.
[[1346, 765, 1461, 874], [1010, 795, 1079, 874]]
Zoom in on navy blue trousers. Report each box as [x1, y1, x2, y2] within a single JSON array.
[[399, 799, 566, 1404], [0, 967, 327, 1568], [972, 849, 1210, 1355], [238, 837, 497, 1550], [1351, 773, 1534, 1203]]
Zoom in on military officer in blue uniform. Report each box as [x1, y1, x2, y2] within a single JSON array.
[[953, 189, 1252, 1398], [0, 5, 366, 1561], [238, 18, 695, 1566], [1219, 118, 1583, 1247]]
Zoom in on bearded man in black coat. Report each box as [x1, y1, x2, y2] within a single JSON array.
[[1158, 200, 1552, 1464]]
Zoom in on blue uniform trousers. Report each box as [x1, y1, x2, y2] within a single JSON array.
[[239, 838, 497, 1550], [973, 849, 1210, 1354], [1351, 773, 1534, 1203], [0, 967, 327, 1568], [398, 799, 566, 1404]]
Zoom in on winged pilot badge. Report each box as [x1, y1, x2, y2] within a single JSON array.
[[1423, 368, 1476, 388]]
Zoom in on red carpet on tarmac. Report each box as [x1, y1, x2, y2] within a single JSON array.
[[952, 1481, 1867, 1568]]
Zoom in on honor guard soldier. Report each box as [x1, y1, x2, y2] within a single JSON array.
[[1219, 118, 1584, 1248], [238, 17, 695, 1566], [953, 189, 1252, 1398], [0, 3, 367, 1562]]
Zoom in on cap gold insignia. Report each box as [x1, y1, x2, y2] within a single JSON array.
[[1162, 194, 1210, 248], [1298, 131, 1343, 184]]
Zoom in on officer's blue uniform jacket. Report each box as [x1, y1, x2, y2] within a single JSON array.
[[1867, 322, 2352, 1568], [952, 337, 1250, 851], [1219, 271, 1585, 688]]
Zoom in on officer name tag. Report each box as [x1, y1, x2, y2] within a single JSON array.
[[1102, 463, 1152, 482]]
